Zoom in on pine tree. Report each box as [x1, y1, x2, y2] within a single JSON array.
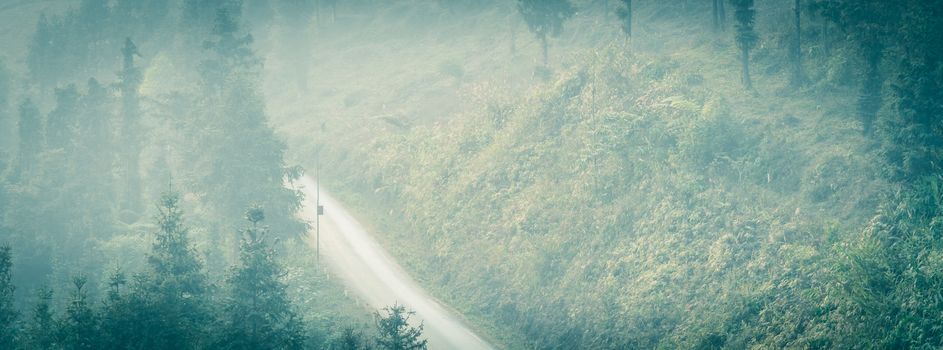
[[13, 98, 43, 182], [27, 14, 58, 87], [72, 0, 113, 77], [61, 276, 98, 350], [730, 0, 758, 90], [119, 38, 144, 213], [331, 326, 371, 350], [75, 0, 110, 39], [113, 0, 172, 38], [713, 0, 727, 32], [68, 79, 116, 234], [199, 7, 259, 95], [149, 192, 207, 297], [23, 286, 56, 350], [374, 304, 427, 350], [813, 0, 901, 134], [47, 84, 81, 151], [0, 59, 10, 151], [144, 191, 210, 349], [194, 7, 303, 240], [886, 0, 943, 177], [0, 246, 18, 350], [74, 79, 115, 167], [615, 0, 632, 42], [516, 0, 575, 66], [183, 0, 240, 34], [100, 267, 137, 350], [220, 205, 306, 350], [790, 0, 805, 87]]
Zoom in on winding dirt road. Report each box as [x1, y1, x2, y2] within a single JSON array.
[[296, 176, 495, 350]]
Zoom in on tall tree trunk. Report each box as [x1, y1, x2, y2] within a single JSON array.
[[625, 0, 633, 37], [626, 0, 632, 37], [712, 0, 719, 32], [718, 0, 726, 31], [120, 39, 142, 213], [741, 47, 753, 90], [791, 0, 803, 86], [510, 14, 517, 55]]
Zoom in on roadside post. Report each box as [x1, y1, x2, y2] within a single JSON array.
[[316, 122, 326, 263], [317, 146, 323, 263]]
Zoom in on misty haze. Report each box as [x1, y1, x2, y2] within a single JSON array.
[[0, 0, 941, 349]]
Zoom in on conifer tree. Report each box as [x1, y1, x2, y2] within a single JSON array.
[[886, 0, 943, 177], [144, 191, 210, 349], [219, 205, 306, 350], [27, 14, 58, 87], [74, 79, 114, 165], [0, 246, 17, 350], [76, 0, 110, 38], [184, 0, 240, 34], [119, 38, 144, 213], [13, 98, 43, 182], [374, 304, 427, 350], [0, 59, 10, 151], [100, 267, 137, 350], [730, 0, 758, 90], [331, 326, 371, 350], [47, 84, 80, 151], [195, 7, 302, 239], [23, 286, 56, 350], [813, 0, 901, 134], [712, 0, 727, 32], [149, 192, 207, 298], [68, 79, 116, 234], [61, 276, 98, 350], [200, 6, 259, 93], [516, 0, 575, 66], [114, 0, 172, 38], [790, 0, 805, 87], [616, 0, 632, 42]]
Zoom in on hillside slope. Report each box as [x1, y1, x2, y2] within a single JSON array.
[[267, 1, 939, 348]]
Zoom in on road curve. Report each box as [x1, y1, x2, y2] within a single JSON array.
[[295, 176, 495, 350]]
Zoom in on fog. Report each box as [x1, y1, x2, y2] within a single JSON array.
[[0, 0, 941, 349]]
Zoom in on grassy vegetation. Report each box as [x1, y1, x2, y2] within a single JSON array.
[[271, 1, 935, 348], [1, 0, 937, 348]]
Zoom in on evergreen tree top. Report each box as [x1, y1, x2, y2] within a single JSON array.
[[517, 0, 575, 39]]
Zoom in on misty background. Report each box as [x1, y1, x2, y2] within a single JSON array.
[[0, 0, 941, 349]]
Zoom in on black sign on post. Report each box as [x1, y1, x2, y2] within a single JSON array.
[[318, 205, 324, 215]]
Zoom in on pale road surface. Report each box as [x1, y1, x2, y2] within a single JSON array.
[[296, 176, 496, 350]]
